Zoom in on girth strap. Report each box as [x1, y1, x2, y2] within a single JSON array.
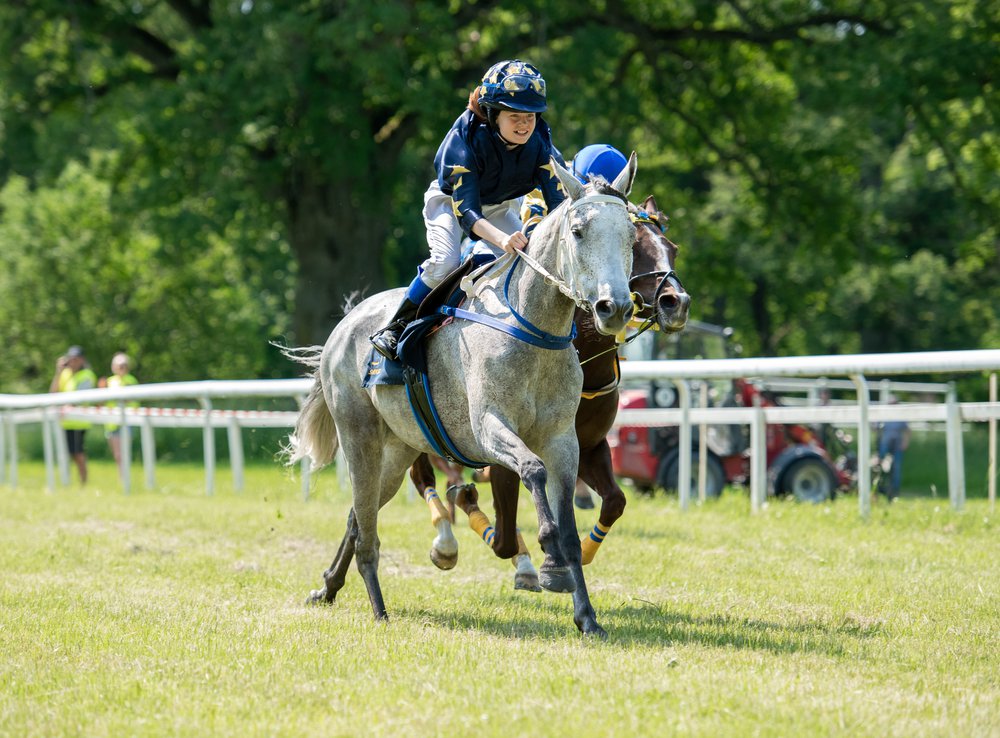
[[403, 367, 488, 469]]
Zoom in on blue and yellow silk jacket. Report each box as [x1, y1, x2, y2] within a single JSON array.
[[434, 110, 566, 236]]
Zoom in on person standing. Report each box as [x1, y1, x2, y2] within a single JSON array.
[[101, 352, 139, 477], [877, 396, 911, 500], [49, 345, 97, 484]]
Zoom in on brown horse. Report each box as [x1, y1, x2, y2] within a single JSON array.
[[411, 195, 689, 588]]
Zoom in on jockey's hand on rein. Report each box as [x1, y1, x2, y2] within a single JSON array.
[[502, 231, 528, 254]]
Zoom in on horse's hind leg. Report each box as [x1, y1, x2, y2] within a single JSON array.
[[410, 454, 458, 570], [447, 476, 541, 592], [307, 508, 358, 605], [577, 440, 627, 565], [351, 439, 418, 622]]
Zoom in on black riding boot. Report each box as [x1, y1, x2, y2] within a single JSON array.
[[370, 297, 420, 361]]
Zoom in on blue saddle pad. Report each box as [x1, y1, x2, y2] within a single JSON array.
[[361, 348, 406, 388]]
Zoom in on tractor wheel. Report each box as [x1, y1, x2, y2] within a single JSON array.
[[781, 457, 836, 503], [658, 451, 725, 499]]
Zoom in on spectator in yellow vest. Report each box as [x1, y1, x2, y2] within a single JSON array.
[[49, 345, 97, 484], [100, 352, 139, 477]]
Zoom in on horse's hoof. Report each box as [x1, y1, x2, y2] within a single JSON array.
[[430, 547, 458, 571], [539, 566, 576, 593], [580, 621, 608, 639], [514, 571, 542, 592], [574, 494, 595, 510], [446, 483, 478, 510], [306, 588, 332, 606]]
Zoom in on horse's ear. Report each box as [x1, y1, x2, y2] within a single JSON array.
[[643, 194, 658, 213], [611, 151, 638, 197], [553, 157, 584, 201]]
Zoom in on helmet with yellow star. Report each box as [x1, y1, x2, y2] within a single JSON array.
[[478, 60, 547, 113]]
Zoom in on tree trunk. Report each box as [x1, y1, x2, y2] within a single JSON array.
[[285, 171, 391, 345]]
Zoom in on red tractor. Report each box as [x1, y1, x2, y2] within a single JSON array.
[[610, 321, 851, 502]]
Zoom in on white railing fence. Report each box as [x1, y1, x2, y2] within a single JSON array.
[[1, 350, 997, 516], [0, 379, 312, 498]]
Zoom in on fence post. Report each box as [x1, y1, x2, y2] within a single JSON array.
[[227, 417, 244, 493], [120, 404, 132, 495], [698, 381, 708, 504], [7, 416, 18, 488], [850, 374, 871, 519], [675, 380, 692, 511], [0, 412, 6, 486], [42, 407, 55, 492], [54, 412, 69, 487], [750, 392, 765, 513], [199, 397, 215, 496], [989, 373, 996, 513], [140, 415, 156, 490], [945, 382, 965, 511], [294, 394, 311, 501]]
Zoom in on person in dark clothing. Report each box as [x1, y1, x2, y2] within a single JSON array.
[[370, 59, 566, 360]]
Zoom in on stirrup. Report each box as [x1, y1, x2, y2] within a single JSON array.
[[370, 322, 403, 360]]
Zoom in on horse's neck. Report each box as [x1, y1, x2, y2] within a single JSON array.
[[502, 205, 577, 336], [574, 309, 619, 388]]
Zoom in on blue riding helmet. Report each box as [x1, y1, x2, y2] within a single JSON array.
[[479, 60, 547, 113], [572, 144, 628, 184]]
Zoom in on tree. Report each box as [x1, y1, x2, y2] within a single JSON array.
[[1, 0, 995, 373]]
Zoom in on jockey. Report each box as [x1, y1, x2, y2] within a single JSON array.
[[521, 143, 629, 237], [370, 59, 567, 361]]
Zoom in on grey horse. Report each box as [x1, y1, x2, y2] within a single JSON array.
[[287, 155, 638, 637]]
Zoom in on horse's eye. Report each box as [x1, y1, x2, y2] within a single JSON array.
[[571, 226, 584, 239]]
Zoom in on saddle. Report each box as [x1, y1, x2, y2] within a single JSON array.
[[362, 257, 489, 468]]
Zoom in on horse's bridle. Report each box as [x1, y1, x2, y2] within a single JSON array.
[[578, 209, 684, 369], [626, 208, 685, 326]]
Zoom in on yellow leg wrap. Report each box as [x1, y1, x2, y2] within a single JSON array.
[[580, 522, 611, 565], [515, 529, 530, 556], [467, 510, 495, 548], [423, 488, 450, 527], [511, 529, 530, 566]]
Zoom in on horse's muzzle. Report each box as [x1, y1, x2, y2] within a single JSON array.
[[657, 288, 691, 333], [593, 298, 635, 335]]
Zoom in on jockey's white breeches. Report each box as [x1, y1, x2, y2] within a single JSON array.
[[419, 180, 521, 288]]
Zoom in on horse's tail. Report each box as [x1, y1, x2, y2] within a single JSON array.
[[280, 345, 339, 471]]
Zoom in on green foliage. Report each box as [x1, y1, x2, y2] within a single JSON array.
[[0, 155, 290, 390], [0, 0, 996, 379]]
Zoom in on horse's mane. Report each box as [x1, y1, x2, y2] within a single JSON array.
[[584, 175, 629, 204]]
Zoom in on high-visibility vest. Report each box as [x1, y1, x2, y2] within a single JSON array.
[[58, 367, 98, 429], [105, 373, 139, 432]]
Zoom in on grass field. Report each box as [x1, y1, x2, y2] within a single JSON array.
[[1, 461, 997, 738]]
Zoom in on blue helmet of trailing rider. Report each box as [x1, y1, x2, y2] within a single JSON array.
[[478, 60, 547, 113], [572, 144, 628, 185]]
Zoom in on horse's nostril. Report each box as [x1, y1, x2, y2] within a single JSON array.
[[659, 291, 690, 314], [658, 294, 679, 311], [594, 299, 616, 319]]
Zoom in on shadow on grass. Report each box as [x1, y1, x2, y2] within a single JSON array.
[[396, 596, 883, 656]]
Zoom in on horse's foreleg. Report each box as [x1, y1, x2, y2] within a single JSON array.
[[307, 507, 358, 605], [476, 413, 573, 592], [577, 440, 627, 565], [410, 454, 458, 570]]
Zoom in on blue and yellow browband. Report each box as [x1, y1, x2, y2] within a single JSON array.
[[630, 209, 668, 233]]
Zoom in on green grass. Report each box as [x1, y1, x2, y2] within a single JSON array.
[[1, 461, 997, 738]]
